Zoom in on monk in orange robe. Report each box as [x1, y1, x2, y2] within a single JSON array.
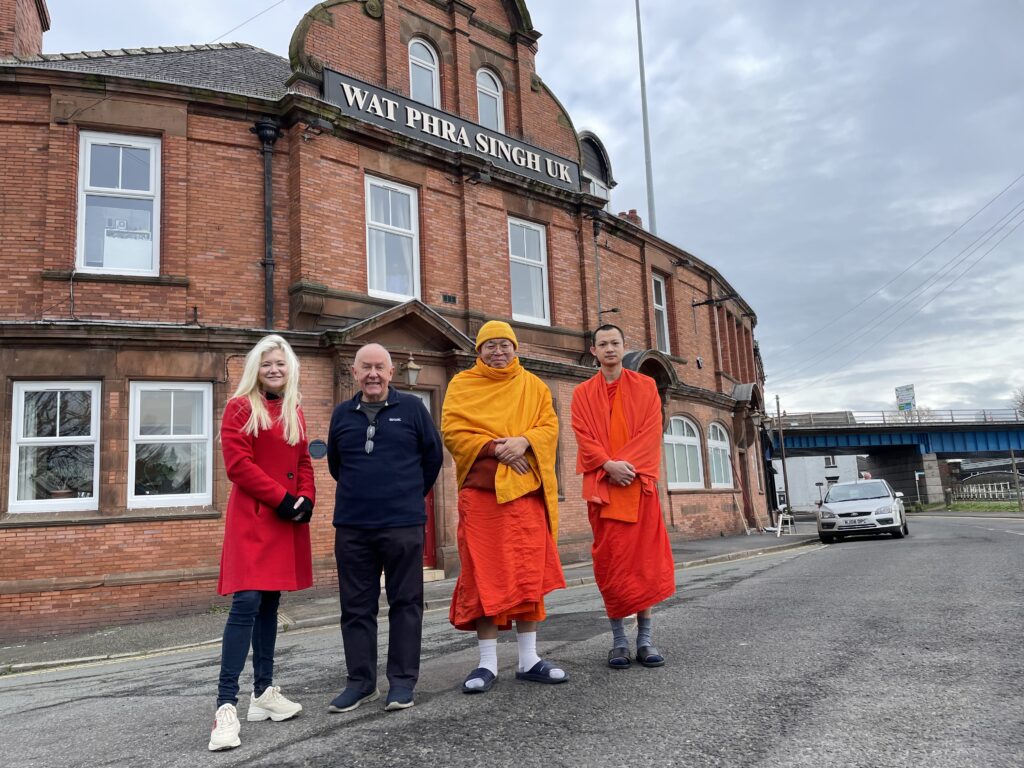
[[441, 320, 567, 693], [571, 324, 676, 669]]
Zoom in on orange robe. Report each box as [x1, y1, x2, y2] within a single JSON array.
[[571, 369, 676, 618], [442, 358, 566, 631]]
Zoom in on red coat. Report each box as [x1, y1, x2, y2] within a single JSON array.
[[217, 396, 316, 595]]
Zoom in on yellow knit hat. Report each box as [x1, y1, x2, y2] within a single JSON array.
[[475, 320, 518, 350]]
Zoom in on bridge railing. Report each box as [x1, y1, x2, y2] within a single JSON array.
[[770, 409, 1023, 428], [954, 482, 1016, 501]]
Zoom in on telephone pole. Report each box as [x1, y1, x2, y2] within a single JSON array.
[[1010, 445, 1023, 513], [634, 0, 657, 234]]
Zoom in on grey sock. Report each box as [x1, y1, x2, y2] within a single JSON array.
[[610, 618, 627, 648], [637, 615, 653, 648]]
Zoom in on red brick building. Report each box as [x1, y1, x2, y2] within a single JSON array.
[[0, 0, 768, 639]]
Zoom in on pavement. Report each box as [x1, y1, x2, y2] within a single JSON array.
[[0, 525, 820, 675]]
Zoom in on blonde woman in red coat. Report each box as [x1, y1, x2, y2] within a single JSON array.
[[208, 334, 316, 752]]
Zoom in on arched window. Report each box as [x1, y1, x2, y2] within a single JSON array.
[[476, 69, 504, 132], [664, 416, 702, 489], [707, 423, 733, 488], [409, 38, 440, 108]]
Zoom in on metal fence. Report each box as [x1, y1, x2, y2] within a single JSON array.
[[771, 409, 1022, 429], [953, 482, 1016, 501]]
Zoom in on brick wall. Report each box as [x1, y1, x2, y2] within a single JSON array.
[[0, 116, 48, 317], [0, 348, 343, 640], [0, 0, 767, 638], [662, 400, 768, 536], [0, 0, 45, 58], [302, 0, 579, 163]]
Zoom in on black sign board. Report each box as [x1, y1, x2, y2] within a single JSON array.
[[323, 69, 581, 193]]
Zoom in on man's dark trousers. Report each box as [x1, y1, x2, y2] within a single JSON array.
[[335, 524, 424, 692]]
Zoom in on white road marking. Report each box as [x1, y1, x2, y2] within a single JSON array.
[[916, 515, 1024, 522]]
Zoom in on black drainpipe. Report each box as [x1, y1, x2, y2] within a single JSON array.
[[251, 117, 282, 329]]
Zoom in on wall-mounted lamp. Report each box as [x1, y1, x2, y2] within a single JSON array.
[[598, 307, 619, 315], [402, 354, 422, 387], [692, 293, 738, 308], [750, 410, 765, 427]]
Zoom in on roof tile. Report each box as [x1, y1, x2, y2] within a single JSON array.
[[5, 44, 293, 102]]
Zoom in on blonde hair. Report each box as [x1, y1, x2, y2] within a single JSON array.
[[232, 334, 304, 446]]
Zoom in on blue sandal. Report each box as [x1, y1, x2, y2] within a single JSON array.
[[515, 659, 569, 684], [462, 667, 497, 694], [607, 646, 631, 669], [636, 645, 665, 668]]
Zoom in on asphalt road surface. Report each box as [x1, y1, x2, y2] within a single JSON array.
[[3, 516, 1022, 767]]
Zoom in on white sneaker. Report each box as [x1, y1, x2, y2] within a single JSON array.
[[247, 686, 303, 722], [208, 703, 241, 751]]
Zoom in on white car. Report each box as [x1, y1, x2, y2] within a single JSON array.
[[816, 479, 908, 544]]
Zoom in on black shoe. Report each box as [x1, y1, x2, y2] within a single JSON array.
[[384, 687, 414, 711], [328, 687, 379, 712]]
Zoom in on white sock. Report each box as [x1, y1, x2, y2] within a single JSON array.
[[478, 638, 498, 675], [516, 630, 541, 673], [516, 630, 566, 680], [464, 638, 498, 690]]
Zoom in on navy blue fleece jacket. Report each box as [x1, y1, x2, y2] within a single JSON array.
[[327, 387, 443, 528]]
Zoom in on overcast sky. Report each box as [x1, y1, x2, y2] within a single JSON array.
[[41, 0, 1024, 414]]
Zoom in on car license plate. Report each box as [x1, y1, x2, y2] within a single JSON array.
[[841, 518, 871, 527]]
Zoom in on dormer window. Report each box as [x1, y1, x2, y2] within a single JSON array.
[[579, 132, 615, 210], [409, 38, 440, 108]]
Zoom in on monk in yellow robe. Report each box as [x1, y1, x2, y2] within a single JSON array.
[[571, 324, 676, 669], [442, 320, 567, 693]]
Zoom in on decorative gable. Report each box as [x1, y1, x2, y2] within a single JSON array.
[[331, 299, 475, 353]]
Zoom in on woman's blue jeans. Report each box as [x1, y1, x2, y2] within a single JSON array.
[[217, 590, 280, 706]]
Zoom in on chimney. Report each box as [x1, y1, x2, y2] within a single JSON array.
[[0, 0, 49, 58], [617, 208, 644, 228]]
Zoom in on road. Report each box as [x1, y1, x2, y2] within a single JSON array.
[[3, 516, 1022, 767]]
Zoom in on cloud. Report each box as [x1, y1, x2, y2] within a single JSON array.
[[533, 0, 1024, 412], [43, 0, 306, 52], [40, 0, 1024, 414]]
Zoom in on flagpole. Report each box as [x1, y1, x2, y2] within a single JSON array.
[[635, 0, 657, 235]]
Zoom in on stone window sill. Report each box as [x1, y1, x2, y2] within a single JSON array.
[[41, 270, 189, 287], [0, 507, 220, 529], [667, 487, 737, 495]]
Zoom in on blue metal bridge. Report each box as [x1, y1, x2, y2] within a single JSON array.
[[768, 409, 1024, 457]]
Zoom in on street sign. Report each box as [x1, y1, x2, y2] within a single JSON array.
[[896, 384, 916, 412]]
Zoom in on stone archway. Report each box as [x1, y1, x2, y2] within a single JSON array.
[[622, 349, 679, 410]]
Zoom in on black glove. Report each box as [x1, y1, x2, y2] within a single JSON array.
[[276, 492, 313, 524]]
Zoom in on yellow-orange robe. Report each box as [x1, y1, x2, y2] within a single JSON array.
[[442, 357, 565, 630], [571, 368, 676, 619]]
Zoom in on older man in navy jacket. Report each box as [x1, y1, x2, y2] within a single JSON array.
[[326, 342, 442, 714]]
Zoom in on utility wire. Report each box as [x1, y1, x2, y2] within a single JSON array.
[[771, 192, 1024, 385], [778, 214, 1024, 398], [775, 170, 1024, 354], [209, 0, 290, 43], [60, 0, 291, 124], [772, 200, 1024, 386], [773, 195, 1024, 383]]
